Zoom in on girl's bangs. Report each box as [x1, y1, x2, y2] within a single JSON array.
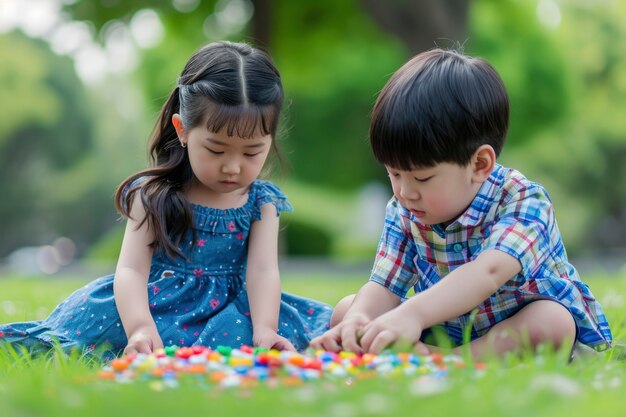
[[203, 101, 278, 138]]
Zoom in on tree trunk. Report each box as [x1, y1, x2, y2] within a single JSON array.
[[361, 0, 470, 54], [250, 0, 273, 50]]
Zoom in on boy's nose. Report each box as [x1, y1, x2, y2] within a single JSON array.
[[399, 185, 419, 201]]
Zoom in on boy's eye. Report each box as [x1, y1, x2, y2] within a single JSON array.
[[207, 148, 223, 155], [415, 176, 433, 182]]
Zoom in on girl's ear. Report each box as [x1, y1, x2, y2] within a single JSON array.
[[172, 114, 185, 141], [471, 144, 496, 183]]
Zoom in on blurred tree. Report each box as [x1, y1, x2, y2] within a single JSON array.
[[525, 0, 626, 251], [467, 0, 571, 147], [56, 0, 626, 256], [0, 33, 97, 256]]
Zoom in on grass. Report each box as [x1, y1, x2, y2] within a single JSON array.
[[1, 271, 625, 417]]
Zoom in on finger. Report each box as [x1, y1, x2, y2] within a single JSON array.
[[369, 330, 398, 354], [152, 336, 164, 350], [123, 345, 138, 357], [414, 341, 430, 356], [311, 329, 341, 352], [358, 325, 375, 352], [309, 336, 323, 350], [253, 339, 271, 349], [273, 337, 297, 352], [340, 326, 363, 354], [320, 335, 342, 353], [134, 340, 153, 354]]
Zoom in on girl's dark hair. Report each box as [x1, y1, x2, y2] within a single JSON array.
[[370, 48, 509, 170], [115, 41, 284, 259]]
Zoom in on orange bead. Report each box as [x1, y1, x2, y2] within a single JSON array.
[[210, 371, 227, 383], [282, 376, 304, 387], [288, 355, 305, 366], [110, 358, 130, 372], [98, 370, 116, 380], [430, 352, 443, 363], [397, 353, 411, 362], [187, 364, 207, 374]]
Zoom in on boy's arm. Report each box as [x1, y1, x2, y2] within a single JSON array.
[[359, 249, 521, 353], [309, 282, 401, 353], [246, 203, 296, 351], [341, 281, 402, 352]]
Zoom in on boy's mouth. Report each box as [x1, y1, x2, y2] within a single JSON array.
[[410, 209, 426, 218]]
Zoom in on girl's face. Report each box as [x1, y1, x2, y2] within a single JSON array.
[[386, 162, 482, 226], [178, 119, 271, 204]]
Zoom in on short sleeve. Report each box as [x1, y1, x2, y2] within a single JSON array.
[[369, 198, 419, 298], [252, 180, 293, 221], [483, 184, 554, 277]]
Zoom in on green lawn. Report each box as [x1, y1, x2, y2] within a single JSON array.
[[1, 272, 625, 417]]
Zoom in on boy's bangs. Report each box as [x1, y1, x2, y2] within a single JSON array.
[[203, 100, 278, 138], [371, 115, 443, 170]]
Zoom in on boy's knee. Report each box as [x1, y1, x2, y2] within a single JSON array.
[[330, 294, 356, 327], [523, 300, 576, 348]]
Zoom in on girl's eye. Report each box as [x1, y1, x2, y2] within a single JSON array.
[[207, 148, 223, 155], [244, 152, 262, 158]]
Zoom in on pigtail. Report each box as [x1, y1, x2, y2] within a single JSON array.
[[115, 86, 194, 260]]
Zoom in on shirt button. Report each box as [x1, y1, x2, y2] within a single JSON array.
[[453, 243, 463, 253]]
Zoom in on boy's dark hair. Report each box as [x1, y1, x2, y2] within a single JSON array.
[[115, 41, 284, 259], [370, 48, 509, 169]]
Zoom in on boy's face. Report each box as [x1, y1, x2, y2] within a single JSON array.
[[386, 162, 482, 226]]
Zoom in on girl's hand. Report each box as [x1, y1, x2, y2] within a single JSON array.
[[124, 325, 163, 356], [309, 312, 370, 353], [358, 309, 424, 354], [253, 326, 296, 351]]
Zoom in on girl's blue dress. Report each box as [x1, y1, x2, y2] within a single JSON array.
[[0, 180, 332, 357]]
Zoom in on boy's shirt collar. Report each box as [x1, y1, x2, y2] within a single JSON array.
[[454, 163, 503, 228]]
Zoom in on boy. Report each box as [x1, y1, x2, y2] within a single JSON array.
[[310, 49, 612, 359]]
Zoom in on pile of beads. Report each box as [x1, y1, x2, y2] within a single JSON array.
[[98, 345, 482, 388]]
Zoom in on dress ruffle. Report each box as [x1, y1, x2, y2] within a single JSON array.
[[191, 180, 293, 233]]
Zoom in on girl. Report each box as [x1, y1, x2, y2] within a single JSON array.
[[0, 41, 332, 357]]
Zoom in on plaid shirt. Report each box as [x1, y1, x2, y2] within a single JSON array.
[[370, 164, 612, 350]]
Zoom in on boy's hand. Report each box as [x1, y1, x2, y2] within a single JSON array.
[[124, 325, 163, 355], [253, 326, 296, 351], [309, 313, 370, 353], [358, 309, 424, 354]]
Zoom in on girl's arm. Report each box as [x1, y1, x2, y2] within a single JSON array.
[[246, 203, 295, 350], [113, 192, 161, 354], [359, 249, 521, 353]]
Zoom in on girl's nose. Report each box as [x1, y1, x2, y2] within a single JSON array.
[[221, 159, 241, 175]]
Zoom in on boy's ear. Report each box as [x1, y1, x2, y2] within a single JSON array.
[[471, 144, 496, 183], [172, 114, 185, 140]]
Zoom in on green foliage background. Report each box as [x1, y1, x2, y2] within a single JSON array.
[[1, 0, 625, 262]]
